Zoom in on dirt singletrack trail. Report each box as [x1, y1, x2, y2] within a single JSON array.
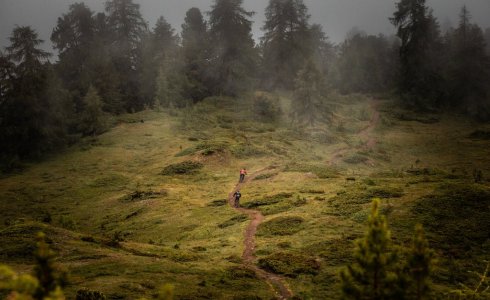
[[328, 99, 380, 165], [228, 170, 293, 299]]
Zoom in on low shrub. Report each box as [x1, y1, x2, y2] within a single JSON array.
[[160, 161, 203, 175], [76, 289, 106, 300], [469, 130, 490, 140], [120, 190, 167, 202], [207, 199, 228, 207], [257, 216, 304, 236], [412, 184, 490, 257], [343, 154, 369, 164], [257, 252, 320, 277], [252, 92, 282, 122], [254, 173, 277, 181], [218, 215, 248, 228]]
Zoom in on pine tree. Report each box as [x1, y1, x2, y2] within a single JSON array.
[[79, 85, 108, 136], [33, 232, 66, 300], [1, 26, 54, 160], [105, 0, 147, 111], [404, 224, 434, 300], [51, 3, 95, 111], [444, 6, 490, 120], [261, 0, 311, 89], [291, 60, 329, 126], [335, 32, 396, 94], [140, 16, 179, 107], [181, 7, 211, 102], [390, 0, 443, 107], [208, 0, 258, 96], [340, 199, 400, 299]]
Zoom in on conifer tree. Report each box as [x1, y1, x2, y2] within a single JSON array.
[[261, 0, 311, 89], [340, 199, 400, 299], [444, 6, 490, 119], [390, 0, 443, 107], [141, 16, 179, 107], [181, 7, 211, 102], [208, 0, 257, 96], [291, 60, 328, 126], [0, 26, 55, 160], [79, 86, 108, 136], [404, 224, 434, 300], [105, 0, 147, 111], [51, 2, 95, 111], [33, 232, 66, 299]]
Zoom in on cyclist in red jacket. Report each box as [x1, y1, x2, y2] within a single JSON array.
[[239, 168, 247, 183]]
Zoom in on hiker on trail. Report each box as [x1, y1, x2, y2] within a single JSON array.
[[239, 168, 247, 183], [233, 190, 242, 208]]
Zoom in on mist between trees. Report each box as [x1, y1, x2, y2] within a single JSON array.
[[1, 0, 490, 170]]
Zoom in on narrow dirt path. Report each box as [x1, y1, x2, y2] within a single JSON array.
[[228, 170, 293, 300], [328, 99, 380, 165]]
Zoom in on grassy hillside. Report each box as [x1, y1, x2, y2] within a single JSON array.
[[1, 93, 489, 299]]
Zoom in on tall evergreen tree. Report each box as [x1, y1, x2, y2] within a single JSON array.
[[208, 0, 257, 96], [105, 0, 147, 111], [404, 224, 434, 300], [390, 0, 443, 107], [444, 6, 490, 119], [335, 32, 396, 94], [141, 16, 179, 107], [308, 24, 335, 80], [79, 85, 108, 136], [291, 60, 329, 125], [51, 2, 96, 111], [340, 199, 401, 299], [1, 26, 54, 159], [485, 28, 490, 55], [181, 7, 211, 102], [0, 52, 14, 102], [261, 0, 311, 89]]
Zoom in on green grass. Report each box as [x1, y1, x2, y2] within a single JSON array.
[[1, 94, 489, 298]]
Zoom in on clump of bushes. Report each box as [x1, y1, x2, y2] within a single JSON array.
[[365, 187, 403, 199], [160, 161, 203, 175], [469, 130, 490, 140], [230, 143, 265, 158], [76, 288, 106, 299], [176, 141, 229, 157], [120, 190, 168, 202], [252, 91, 282, 122], [207, 199, 228, 207], [258, 252, 320, 277], [412, 183, 490, 256], [343, 153, 369, 164], [241, 193, 293, 209], [254, 173, 277, 180], [257, 216, 304, 236], [218, 215, 248, 229], [285, 163, 338, 179]]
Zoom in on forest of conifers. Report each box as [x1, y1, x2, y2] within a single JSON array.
[[0, 0, 489, 169]]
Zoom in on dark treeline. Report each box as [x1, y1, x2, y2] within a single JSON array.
[[1, 0, 490, 169]]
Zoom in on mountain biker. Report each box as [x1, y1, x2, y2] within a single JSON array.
[[239, 168, 247, 183], [233, 190, 242, 208]]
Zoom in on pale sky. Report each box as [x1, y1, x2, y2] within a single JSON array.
[[1, 0, 489, 54]]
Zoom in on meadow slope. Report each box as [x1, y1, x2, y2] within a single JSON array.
[[1, 94, 489, 299]]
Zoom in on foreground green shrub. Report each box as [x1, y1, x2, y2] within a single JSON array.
[[341, 199, 435, 300]]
